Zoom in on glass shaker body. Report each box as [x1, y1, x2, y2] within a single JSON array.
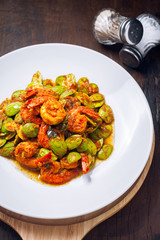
[[93, 8, 143, 45]]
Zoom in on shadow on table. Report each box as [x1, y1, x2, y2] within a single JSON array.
[[0, 220, 22, 240]]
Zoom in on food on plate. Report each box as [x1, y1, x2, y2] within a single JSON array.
[[0, 71, 114, 185]]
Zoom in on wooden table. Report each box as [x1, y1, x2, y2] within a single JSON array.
[[0, 0, 160, 239]]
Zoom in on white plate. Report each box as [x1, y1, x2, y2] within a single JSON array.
[[0, 44, 153, 222]]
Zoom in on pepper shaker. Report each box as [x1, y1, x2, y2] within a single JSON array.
[[93, 8, 143, 45], [119, 14, 160, 68]]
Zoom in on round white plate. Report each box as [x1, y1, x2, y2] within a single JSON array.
[[0, 44, 153, 222]]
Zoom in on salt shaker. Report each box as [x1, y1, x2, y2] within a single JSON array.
[[93, 8, 143, 45], [119, 14, 160, 68]]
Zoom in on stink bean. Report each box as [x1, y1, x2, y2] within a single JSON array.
[[5, 102, 22, 117], [76, 92, 94, 108], [77, 77, 89, 94], [90, 124, 112, 140], [5, 132, 16, 140], [49, 137, 67, 158], [22, 123, 39, 138], [1, 118, 13, 134], [67, 152, 81, 164], [26, 71, 43, 89], [65, 135, 82, 150], [76, 138, 88, 152], [97, 144, 113, 160], [56, 75, 66, 85], [60, 89, 76, 99], [62, 74, 76, 89], [31, 71, 43, 84], [0, 139, 6, 147], [14, 112, 23, 124], [0, 142, 15, 157], [11, 90, 26, 101], [90, 93, 104, 108], [86, 138, 97, 155], [90, 93, 104, 102], [98, 104, 114, 124], [52, 86, 66, 95], [38, 148, 58, 161], [88, 83, 99, 95], [5, 120, 17, 132]]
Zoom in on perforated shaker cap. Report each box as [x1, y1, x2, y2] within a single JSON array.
[[120, 18, 143, 45], [119, 45, 143, 68]]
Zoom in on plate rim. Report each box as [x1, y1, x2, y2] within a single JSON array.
[[0, 43, 154, 220]]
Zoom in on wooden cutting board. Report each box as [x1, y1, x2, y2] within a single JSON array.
[[0, 133, 155, 240]]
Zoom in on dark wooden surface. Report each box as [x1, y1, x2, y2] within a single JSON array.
[[0, 0, 160, 239]]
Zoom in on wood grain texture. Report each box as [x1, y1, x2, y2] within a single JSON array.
[[0, 0, 159, 239]]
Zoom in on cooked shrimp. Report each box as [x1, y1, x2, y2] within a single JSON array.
[[15, 141, 52, 168], [24, 96, 66, 125], [20, 93, 60, 125], [23, 88, 59, 100], [40, 166, 80, 184], [38, 122, 51, 149], [40, 99, 66, 125], [20, 100, 41, 125], [36, 88, 59, 99], [40, 160, 61, 177], [67, 106, 102, 133]]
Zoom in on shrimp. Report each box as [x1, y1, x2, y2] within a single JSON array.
[[20, 100, 42, 125], [40, 160, 61, 180], [40, 165, 80, 185], [24, 96, 66, 125], [67, 106, 102, 133], [20, 92, 62, 125], [38, 121, 51, 149], [22, 88, 59, 100], [40, 99, 66, 125], [15, 141, 52, 168]]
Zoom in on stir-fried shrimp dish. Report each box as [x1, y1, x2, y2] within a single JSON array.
[[0, 71, 114, 185]]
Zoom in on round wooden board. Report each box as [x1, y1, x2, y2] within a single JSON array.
[[0, 133, 155, 240]]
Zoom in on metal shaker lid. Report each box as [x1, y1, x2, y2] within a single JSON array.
[[120, 18, 143, 45], [119, 45, 143, 68]]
